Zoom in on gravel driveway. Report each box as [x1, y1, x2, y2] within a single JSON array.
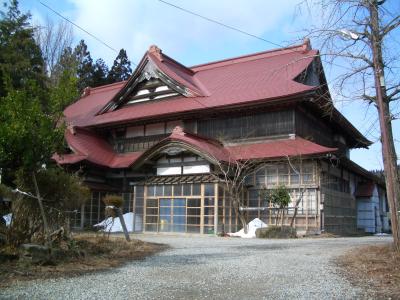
[[0, 235, 391, 300]]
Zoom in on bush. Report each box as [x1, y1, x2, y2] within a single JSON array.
[[102, 195, 123, 208], [256, 226, 297, 239]]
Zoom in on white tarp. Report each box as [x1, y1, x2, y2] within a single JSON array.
[[94, 212, 142, 232], [2, 213, 12, 227], [227, 218, 267, 238]]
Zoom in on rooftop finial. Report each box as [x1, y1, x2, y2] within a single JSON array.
[[302, 38, 311, 52], [172, 126, 185, 136], [148, 45, 163, 61]]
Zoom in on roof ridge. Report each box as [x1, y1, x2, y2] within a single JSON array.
[[190, 43, 305, 71], [90, 80, 127, 92]]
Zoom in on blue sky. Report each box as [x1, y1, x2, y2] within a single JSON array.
[[18, 0, 400, 171]]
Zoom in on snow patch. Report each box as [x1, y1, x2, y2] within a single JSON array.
[[227, 218, 267, 238], [2, 213, 12, 227], [94, 212, 142, 232]]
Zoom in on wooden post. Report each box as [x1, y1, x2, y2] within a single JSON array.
[[80, 203, 85, 230], [200, 183, 205, 234], [214, 183, 218, 235], [116, 207, 130, 241], [143, 186, 147, 233], [132, 187, 137, 233], [305, 190, 309, 232]]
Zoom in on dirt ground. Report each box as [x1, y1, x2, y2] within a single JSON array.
[[338, 243, 400, 299], [0, 235, 166, 288]]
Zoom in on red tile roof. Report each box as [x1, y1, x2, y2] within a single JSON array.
[[64, 42, 317, 128], [355, 181, 376, 197], [54, 126, 336, 169]]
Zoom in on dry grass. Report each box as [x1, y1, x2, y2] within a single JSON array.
[[337, 243, 400, 299], [0, 234, 167, 288]]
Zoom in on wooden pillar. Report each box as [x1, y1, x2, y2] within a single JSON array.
[[214, 183, 218, 235], [200, 183, 205, 234], [143, 186, 147, 233], [222, 185, 226, 233], [305, 190, 309, 231], [132, 186, 137, 233], [80, 203, 85, 230]]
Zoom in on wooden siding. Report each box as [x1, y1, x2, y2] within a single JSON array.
[[295, 108, 333, 147], [195, 110, 294, 141]]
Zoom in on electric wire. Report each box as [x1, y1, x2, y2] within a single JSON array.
[[38, 2, 116, 52]]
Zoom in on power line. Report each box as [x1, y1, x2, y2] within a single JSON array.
[[38, 1, 118, 53], [156, 0, 354, 72], [157, 0, 285, 49]]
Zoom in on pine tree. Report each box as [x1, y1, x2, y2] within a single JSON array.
[[0, 0, 46, 100], [92, 58, 109, 87], [74, 39, 95, 92], [108, 48, 132, 83]]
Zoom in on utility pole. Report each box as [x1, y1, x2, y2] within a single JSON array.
[[369, 0, 400, 251]]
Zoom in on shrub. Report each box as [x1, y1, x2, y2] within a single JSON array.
[[102, 195, 123, 208], [256, 226, 297, 239]]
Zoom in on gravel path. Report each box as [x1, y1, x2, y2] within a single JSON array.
[[0, 235, 391, 300]]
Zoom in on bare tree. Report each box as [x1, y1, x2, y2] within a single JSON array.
[[213, 155, 263, 234], [300, 0, 400, 251], [35, 17, 73, 83]]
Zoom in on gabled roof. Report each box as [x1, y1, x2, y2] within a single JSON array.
[[64, 41, 318, 128], [54, 126, 337, 169], [133, 126, 233, 167], [97, 45, 209, 114]]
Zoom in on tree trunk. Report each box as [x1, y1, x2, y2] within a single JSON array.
[[369, 1, 400, 251], [232, 194, 248, 234], [116, 207, 130, 242], [32, 172, 51, 247], [290, 190, 305, 228]]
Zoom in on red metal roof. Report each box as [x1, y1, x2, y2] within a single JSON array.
[[53, 127, 142, 168], [136, 126, 233, 164], [227, 137, 337, 160], [54, 126, 336, 169], [64, 42, 317, 128], [355, 181, 376, 197]]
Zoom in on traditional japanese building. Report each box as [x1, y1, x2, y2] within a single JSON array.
[[55, 41, 389, 235]]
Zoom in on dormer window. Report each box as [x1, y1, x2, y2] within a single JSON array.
[[97, 45, 207, 115], [126, 78, 179, 105], [135, 89, 150, 96]]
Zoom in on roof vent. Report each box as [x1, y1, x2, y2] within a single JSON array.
[[148, 45, 163, 61]]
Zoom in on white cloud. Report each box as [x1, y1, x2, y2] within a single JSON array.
[[66, 0, 299, 65]]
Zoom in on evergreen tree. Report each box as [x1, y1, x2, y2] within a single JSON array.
[[74, 39, 94, 92], [0, 0, 47, 101], [108, 48, 132, 83], [50, 46, 79, 113], [92, 58, 109, 87]]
